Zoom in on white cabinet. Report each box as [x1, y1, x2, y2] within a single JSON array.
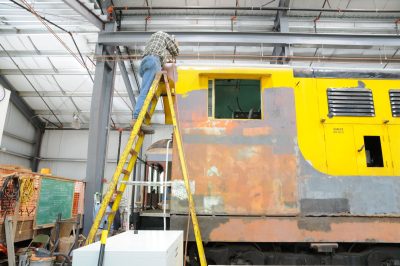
[[73, 230, 183, 266]]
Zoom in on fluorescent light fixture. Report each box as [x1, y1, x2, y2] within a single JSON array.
[[72, 113, 81, 129]]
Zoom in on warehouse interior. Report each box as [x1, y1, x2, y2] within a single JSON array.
[[0, 0, 399, 265]]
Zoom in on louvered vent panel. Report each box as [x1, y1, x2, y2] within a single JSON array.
[[327, 88, 375, 117], [390, 90, 400, 117]]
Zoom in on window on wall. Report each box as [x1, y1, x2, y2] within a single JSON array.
[[208, 79, 261, 119], [364, 136, 384, 167]]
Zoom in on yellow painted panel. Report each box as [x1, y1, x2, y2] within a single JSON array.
[[294, 78, 327, 173], [316, 79, 400, 125], [353, 125, 393, 176], [324, 124, 357, 175], [176, 67, 294, 94], [297, 77, 400, 176], [388, 125, 400, 175], [175, 67, 400, 177]]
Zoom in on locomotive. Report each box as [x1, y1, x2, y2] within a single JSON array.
[[140, 66, 400, 265]]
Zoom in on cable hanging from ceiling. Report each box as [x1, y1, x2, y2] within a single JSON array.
[[0, 42, 64, 128], [9, 0, 94, 81]]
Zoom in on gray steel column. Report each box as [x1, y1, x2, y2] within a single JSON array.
[[117, 47, 136, 107], [272, 0, 291, 64], [83, 23, 117, 235], [31, 128, 44, 171]]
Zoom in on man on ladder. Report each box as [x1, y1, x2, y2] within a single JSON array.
[[131, 31, 180, 133], [87, 31, 207, 266]]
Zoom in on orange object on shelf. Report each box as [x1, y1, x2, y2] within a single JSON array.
[[40, 168, 51, 175]]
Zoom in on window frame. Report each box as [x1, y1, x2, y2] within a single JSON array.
[[207, 78, 263, 120]]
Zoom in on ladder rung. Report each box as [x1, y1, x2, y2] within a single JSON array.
[[151, 98, 158, 105], [129, 149, 138, 156], [153, 93, 160, 101], [115, 191, 123, 195], [121, 169, 130, 176], [160, 93, 175, 97], [145, 111, 151, 120]]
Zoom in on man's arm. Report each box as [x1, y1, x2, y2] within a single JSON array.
[[166, 35, 179, 57]]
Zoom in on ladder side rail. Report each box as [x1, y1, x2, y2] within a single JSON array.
[[106, 133, 144, 232], [163, 73, 208, 266], [106, 74, 163, 232], [86, 73, 163, 244]]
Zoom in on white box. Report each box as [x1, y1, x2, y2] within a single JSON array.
[[73, 230, 183, 266], [0, 87, 10, 145]]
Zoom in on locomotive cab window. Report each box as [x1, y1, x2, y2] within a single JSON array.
[[363, 136, 384, 167], [209, 79, 261, 119]]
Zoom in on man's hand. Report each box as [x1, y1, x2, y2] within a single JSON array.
[[167, 58, 176, 63]]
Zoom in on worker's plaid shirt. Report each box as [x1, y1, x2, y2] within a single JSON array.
[[143, 31, 179, 66]]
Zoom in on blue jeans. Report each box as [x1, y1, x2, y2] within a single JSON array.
[[133, 55, 162, 119]]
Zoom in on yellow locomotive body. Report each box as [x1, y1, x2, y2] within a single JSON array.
[[169, 66, 400, 264]]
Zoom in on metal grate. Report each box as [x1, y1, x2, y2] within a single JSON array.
[[390, 90, 400, 117], [327, 88, 375, 117]]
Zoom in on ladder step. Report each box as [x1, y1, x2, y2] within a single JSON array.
[[160, 93, 175, 97], [129, 149, 138, 156], [115, 191, 123, 195], [121, 169, 130, 176], [153, 94, 160, 102], [145, 111, 151, 120]]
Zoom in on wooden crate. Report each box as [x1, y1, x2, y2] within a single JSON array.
[[0, 165, 85, 242]]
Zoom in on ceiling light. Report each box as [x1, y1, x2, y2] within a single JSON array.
[[72, 113, 81, 129]]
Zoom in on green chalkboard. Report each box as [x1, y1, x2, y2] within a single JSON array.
[[36, 178, 75, 227]]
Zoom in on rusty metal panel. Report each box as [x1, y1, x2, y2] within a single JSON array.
[[171, 215, 400, 243], [171, 88, 298, 215], [298, 153, 400, 215], [169, 68, 400, 243]]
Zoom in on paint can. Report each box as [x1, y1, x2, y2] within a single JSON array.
[[29, 255, 55, 266]]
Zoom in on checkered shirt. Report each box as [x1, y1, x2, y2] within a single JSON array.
[[143, 31, 179, 66]]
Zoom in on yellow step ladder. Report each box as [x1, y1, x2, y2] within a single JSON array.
[[85, 72, 207, 266]]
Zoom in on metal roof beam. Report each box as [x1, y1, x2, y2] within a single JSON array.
[[19, 91, 137, 97], [35, 110, 163, 115], [98, 31, 400, 48], [62, 0, 105, 30], [0, 29, 98, 35], [113, 6, 400, 13], [0, 69, 95, 75], [0, 50, 92, 57]]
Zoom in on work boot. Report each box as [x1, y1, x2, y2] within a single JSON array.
[[130, 119, 155, 134]]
